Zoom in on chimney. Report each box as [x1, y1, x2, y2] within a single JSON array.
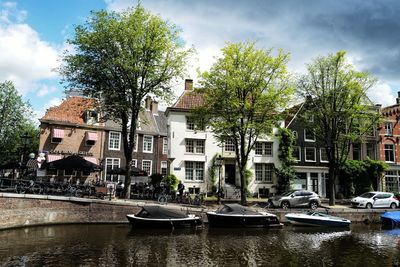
[[145, 96, 152, 110], [397, 91, 400, 104], [184, 79, 193, 91], [150, 100, 158, 114]]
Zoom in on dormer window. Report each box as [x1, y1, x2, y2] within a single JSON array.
[[51, 128, 64, 143], [86, 131, 98, 146], [86, 110, 98, 125]]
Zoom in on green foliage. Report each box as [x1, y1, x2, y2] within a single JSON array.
[[0, 81, 36, 164], [339, 159, 388, 197], [275, 128, 297, 193], [297, 51, 380, 205], [192, 41, 293, 204], [60, 4, 192, 198], [162, 174, 179, 191], [207, 154, 218, 193]]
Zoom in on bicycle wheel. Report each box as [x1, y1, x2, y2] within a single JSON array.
[[158, 195, 167, 205]]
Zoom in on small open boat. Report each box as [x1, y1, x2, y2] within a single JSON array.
[[126, 206, 202, 229], [381, 211, 400, 228], [285, 211, 351, 227], [206, 203, 282, 228]]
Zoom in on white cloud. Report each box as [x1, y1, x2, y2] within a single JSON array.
[[0, 3, 60, 95], [368, 81, 396, 107], [36, 84, 58, 97], [33, 97, 63, 125]]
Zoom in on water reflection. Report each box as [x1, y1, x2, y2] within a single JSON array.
[[0, 224, 399, 266]]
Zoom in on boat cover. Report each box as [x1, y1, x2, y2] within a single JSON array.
[[136, 206, 188, 219], [216, 204, 261, 215], [381, 211, 400, 224]]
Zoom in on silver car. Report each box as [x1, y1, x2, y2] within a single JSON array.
[[270, 190, 321, 210]]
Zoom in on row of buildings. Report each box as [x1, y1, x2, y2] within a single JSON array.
[[37, 80, 400, 197]]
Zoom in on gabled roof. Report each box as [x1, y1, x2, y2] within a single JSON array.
[[173, 90, 204, 110], [40, 96, 97, 125]]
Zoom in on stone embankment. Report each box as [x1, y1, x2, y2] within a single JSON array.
[[0, 193, 395, 230]]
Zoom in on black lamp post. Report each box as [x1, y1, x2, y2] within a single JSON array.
[[215, 155, 224, 204]]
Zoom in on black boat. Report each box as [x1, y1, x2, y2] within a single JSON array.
[[126, 206, 202, 229], [206, 203, 282, 228]]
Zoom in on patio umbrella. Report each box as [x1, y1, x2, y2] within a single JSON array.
[[46, 155, 101, 171]]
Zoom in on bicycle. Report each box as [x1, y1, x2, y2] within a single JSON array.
[[232, 187, 241, 199], [158, 187, 169, 205], [192, 193, 205, 206]]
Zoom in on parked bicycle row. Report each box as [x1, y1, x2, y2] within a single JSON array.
[[0, 178, 106, 199]]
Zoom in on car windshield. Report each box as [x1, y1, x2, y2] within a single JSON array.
[[359, 192, 375, 199]]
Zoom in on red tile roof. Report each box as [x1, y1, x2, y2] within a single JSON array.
[[41, 96, 98, 125], [173, 90, 205, 109]]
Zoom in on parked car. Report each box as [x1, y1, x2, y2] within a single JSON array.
[[269, 190, 321, 210], [351, 192, 399, 209]]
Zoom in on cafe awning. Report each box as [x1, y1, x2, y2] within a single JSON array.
[[45, 155, 101, 171], [86, 132, 98, 141], [47, 154, 63, 162]]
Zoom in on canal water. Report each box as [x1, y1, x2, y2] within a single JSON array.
[[0, 224, 399, 267]]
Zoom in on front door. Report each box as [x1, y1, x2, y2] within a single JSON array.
[[225, 164, 236, 185]]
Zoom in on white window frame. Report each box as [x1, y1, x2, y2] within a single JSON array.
[[185, 139, 205, 154], [293, 146, 301, 161], [185, 161, 204, 181], [255, 142, 273, 156], [224, 140, 236, 152], [305, 147, 316, 162], [105, 157, 120, 182], [108, 131, 121, 150], [384, 144, 395, 163], [143, 135, 153, 153], [163, 137, 168, 155], [131, 159, 137, 168], [385, 122, 393, 136], [320, 148, 329, 163], [133, 134, 138, 152], [161, 161, 167, 176], [142, 160, 152, 176], [304, 129, 316, 142], [186, 116, 195, 130], [255, 163, 273, 182]]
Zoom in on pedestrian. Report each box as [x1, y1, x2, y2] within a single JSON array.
[[177, 181, 185, 202]]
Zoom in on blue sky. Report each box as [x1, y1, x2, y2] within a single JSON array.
[[1, 0, 400, 124]]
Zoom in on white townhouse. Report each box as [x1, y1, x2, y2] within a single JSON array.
[[165, 79, 282, 197]]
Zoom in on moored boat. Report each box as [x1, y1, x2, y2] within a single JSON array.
[[126, 205, 202, 229], [206, 203, 282, 228], [381, 211, 400, 228], [285, 211, 351, 227]]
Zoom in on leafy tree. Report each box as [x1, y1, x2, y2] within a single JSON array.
[[275, 127, 297, 194], [297, 51, 380, 205], [0, 81, 36, 165], [192, 42, 293, 205], [161, 174, 178, 192], [60, 5, 192, 198]]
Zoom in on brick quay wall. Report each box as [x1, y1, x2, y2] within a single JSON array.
[[0, 194, 392, 230]]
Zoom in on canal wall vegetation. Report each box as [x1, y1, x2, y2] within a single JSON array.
[[0, 193, 394, 230]]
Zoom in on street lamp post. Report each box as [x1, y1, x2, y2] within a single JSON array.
[[215, 155, 224, 204], [19, 132, 32, 178]]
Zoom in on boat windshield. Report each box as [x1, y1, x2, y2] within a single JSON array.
[[359, 192, 375, 199]]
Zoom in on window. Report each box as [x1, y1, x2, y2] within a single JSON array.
[[352, 143, 362, 160], [51, 128, 64, 143], [161, 161, 167, 176], [366, 143, 376, 160], [385, 122, 393, 136], [255, 163, 273, 182], [131, 159, 137, 168], [133, 134, 138, 152], [224, 140, 235, 152], [305, 147, 316, 162], [106, 158, 120, 182], [293, 146, 301, 161], [185, 139, 205, 154], [186, 117, 195, 130], [385, 171, 399, 192], [109, 132, 121, 150], [384, 144, 395, 162], [185, 161, 204, 181], [304, 129, 315, 142], [320, 148, 328, 162], [255, 142, 273, 156], [143, 135, 153, 153], [142, 160, 152, 176], [163, 137, 168, 154]]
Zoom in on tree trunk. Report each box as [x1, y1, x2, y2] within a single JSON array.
[[328, 165, 336, 206], [124, 155, 133, 199], [240, 167, 247, 205]]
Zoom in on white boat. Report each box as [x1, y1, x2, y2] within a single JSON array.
[[285, 211, 351, 227]]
